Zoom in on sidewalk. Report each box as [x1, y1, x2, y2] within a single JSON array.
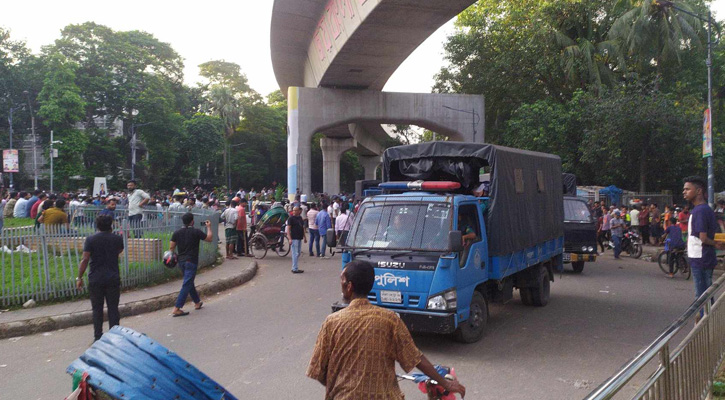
[[0, 256, 258, 339]]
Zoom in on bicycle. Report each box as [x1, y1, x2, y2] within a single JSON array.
[[397, 365, 462, 400], [657, 239, 690, 280]]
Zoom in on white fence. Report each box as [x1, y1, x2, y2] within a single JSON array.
[[0, 207, 219, 307]]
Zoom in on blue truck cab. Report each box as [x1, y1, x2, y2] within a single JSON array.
[[334, 142, 564, 343]]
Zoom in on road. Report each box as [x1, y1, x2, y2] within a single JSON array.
[[0, 250, 702, 400]]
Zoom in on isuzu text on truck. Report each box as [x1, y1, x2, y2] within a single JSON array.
[[334, 142, 565, 343]]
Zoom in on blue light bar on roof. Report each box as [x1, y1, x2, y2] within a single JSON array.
[[379, 181, 461, 191]]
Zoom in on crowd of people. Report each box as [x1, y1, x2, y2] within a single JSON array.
[[590, 177, 725, 321], [590, 200, 711, 258], [219, 189, 361, 274]]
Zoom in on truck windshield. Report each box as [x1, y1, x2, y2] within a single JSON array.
[[564, 199, 593, 223], [349, 203, 452, 251]]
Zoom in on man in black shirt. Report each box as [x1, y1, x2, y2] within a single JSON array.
[[286, 206, 307, 274], [170, 212, 213, 317], [76, 215, 125, 341]]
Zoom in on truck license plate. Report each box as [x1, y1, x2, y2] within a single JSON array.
[[562, 253, 571, 262], [380, 290, 402, 304]]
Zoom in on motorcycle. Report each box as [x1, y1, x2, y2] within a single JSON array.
[[621, 227, 643, 258]]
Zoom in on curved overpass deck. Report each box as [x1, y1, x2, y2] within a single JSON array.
[[271, 0, 475, 94]]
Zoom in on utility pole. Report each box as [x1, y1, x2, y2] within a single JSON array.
[[129, 122, 152, 181], [50, 131, 54, 193], [23, 91, 37, 190], [6, 104, 23, 189], [655, 1, 717, 206], [49, 131, 62, 193], [442, 105, 481, 142], [707, 10, 714, 206]]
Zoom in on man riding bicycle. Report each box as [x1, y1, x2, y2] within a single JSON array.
[[662, 217, 686, 278]]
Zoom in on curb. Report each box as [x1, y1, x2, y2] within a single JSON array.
[[0, 261, 258, 340]]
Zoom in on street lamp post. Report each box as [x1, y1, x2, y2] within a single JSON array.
[[6, 103, 24, 189], [23, 91, 38, 190], [442, 105, 481, 142], [656, 0, 717, 206], [129, 122, 152, 181], [49, 130, 62, 193]]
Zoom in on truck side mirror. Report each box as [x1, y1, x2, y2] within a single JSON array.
[[448, 230, 463, 253]]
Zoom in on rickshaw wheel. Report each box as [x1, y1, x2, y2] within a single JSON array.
[[275, 235, 291, 257], [250, 234, 268, 259]]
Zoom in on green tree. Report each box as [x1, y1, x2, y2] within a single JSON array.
[[181, 114, 224, 183], [199, 60, 251, 95], [434, 0, 573, 141], [233, 93, 288, 189], [134, 75, 185, 188], [504, 92, 588, 180], [37, 53, 87, 188], [37, 54, 85, 128], [548, 0, 623, 93], [578, 85, 702, 192]]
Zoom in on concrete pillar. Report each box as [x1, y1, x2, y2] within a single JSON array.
[[359, 155, 382, 180], [287, 87, 314, 200], [320, 137, 355, 195]]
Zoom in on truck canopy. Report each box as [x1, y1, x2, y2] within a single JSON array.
[[382, 142, 564, 256]]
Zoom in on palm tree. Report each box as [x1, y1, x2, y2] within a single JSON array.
[[554, 33, 623, 93], [608, 0, 702, 82], [546, 1, 624, 94], [204, 85, 242, 185]]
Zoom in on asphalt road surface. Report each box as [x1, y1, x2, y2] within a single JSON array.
[[0, 250, 704, 400]]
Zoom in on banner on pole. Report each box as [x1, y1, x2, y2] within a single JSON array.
[[703, 108, 713, 158], [92, 177, 108, 197], [2, 150, 19, 173]]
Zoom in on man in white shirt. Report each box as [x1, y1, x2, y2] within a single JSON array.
[[127, 180, 150, 230], [168, 195, 185, 212], [221, 200, 239, 259], [332, 199, 340, 218], [13, 192, 29, 218], [630, 206, 640, 234], [335, 204, 353, 245], [307, 203, 320, 257]]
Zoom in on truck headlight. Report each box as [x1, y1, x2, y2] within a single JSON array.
[[427, 289, 457, 311], [587, 246, 594, 252], [581, 246, 587, 252]]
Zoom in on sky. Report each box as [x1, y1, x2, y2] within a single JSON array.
[[2, 1, 725, 97]]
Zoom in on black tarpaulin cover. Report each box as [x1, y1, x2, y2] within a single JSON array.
[[562, 173, 577, 196], [383, 142, 563, 256]]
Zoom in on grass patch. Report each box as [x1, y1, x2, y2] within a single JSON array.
[[3, 218, 36, 228], [0, 241, 221, 307], [715, 362, 725, 398]]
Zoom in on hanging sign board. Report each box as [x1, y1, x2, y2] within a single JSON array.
[[3, 150, 19, 173], [703, 108, 713, 158], [93, 177, 108, 197]]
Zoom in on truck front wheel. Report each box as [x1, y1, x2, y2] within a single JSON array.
[[454, 291, 488, 343], [530, 265, 551, 307], [572, 261, 585, 273]]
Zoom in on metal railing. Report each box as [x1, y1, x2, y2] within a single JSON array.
[[585, 273, 725, 399], [0, 207, 219, 307]]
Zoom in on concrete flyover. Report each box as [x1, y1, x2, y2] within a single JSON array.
[[271, 0, 485, 197]]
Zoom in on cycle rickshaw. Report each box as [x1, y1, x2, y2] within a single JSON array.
[[249, 203, 290, 259]]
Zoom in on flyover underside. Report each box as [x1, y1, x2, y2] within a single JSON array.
[[271, 0, 477, 94], [287, 87, 485, 197]]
